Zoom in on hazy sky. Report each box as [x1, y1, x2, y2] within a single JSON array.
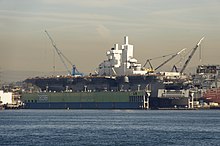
[[0, 0, 220, 74]]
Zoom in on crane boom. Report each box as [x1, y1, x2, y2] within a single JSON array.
[[45, 30, 72, 75], [143, 53, 174, 68], [180, 37, 205, 74], [154, 48, 186, 71]]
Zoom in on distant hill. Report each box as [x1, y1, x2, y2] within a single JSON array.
[[1, 70, 67, 84]]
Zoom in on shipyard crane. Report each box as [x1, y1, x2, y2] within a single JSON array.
[[171, 65, 178, 72], [143, 48, 186, 72], [154, 48, 186, 71], [180, 37, 205, 74], [45, 30, 83, 76], [143, 53, 174, 70], [143, 59, 154, 70]]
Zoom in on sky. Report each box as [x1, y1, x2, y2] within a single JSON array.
[[0, 0, 220, 75]]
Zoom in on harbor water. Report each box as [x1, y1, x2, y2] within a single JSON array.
[[0, 110, 220, 146]]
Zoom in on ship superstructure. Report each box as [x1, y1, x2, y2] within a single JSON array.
[[98, 36, 148, 76]]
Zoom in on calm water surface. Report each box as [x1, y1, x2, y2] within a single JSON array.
[[0, 110, 220, 146]]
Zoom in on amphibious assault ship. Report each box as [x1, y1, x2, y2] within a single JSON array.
[[21, 36, 204, 109]]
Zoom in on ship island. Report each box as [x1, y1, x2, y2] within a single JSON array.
[[1, 35, 220, 110]]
